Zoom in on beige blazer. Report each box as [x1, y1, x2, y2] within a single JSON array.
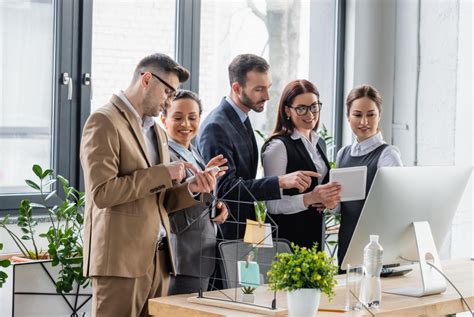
[[80, 95, 199, 278]]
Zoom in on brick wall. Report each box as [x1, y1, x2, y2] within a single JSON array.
[[91, 0, 176, 111]]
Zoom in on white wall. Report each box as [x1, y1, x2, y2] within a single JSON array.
[[309, 0, 336, 157], [344, 0, 396, 146], [452, 0, 473, 259], [345, 0, 473, 259]]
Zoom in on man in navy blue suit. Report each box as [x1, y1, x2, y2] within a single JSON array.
[[197, 54, 318, 239]]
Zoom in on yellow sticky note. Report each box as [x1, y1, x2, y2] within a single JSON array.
[[243, 219, 265, 245]]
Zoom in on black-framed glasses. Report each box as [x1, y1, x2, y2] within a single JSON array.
[[141, 72, 176, 99], [288, 102, 323, 116]]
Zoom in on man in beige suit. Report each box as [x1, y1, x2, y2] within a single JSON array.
[[80, 53, 218, 317]]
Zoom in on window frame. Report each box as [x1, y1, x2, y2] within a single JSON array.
[[182, 0, 346, 160], [0, 0, 345, 216], [0, 0, 93, 216], [175, 0, 201, 92]]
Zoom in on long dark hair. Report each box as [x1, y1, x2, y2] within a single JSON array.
[[263, 79, 320, 152]]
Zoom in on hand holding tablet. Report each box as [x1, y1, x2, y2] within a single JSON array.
[[329, 166, 367, 201]]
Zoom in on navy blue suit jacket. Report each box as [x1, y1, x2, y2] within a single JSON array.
[[197, 98, 280, 239]]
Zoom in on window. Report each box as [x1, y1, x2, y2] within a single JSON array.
[[0, 0, 55, 194], [0, 0, 342, 214], [0, 0, 92, 214], [91, 0, 176, 112], [199, 0, 312, 138], [198, 0, 339, 163]]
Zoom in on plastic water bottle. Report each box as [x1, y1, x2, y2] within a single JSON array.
[[361, 235, 383, 308]]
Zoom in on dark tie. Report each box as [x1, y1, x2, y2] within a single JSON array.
[[244, 117, 258, 167], [243, 117, 253, 139]]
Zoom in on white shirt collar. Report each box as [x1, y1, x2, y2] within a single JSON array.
[[290, 129, 319, 145], [350, 132, 385, 156], [225, 96, 248, 123], [116, 91, 155, 130]]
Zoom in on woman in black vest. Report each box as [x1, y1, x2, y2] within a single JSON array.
[[262, 80, 341, 250], [336, 85, 403, 266]]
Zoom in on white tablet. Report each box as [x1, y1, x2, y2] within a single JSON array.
[[329, 166, 367, 201]]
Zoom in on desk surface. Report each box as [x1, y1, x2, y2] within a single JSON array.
[[149, 259, 474, 316]]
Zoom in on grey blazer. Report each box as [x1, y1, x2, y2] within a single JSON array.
[[168, 143, 216, 277]]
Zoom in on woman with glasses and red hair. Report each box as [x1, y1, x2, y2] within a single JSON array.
[[262, 79, 341, 249]]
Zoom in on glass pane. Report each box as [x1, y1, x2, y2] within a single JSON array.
[[199, 0, 311, 136], [0, 0, 55, 194], [91, 0, 176, 112]]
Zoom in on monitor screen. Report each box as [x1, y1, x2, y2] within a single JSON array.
[[341, 166, 472, 270]]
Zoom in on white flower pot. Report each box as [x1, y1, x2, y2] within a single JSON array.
[[241, 293, 255, 303], [0, 260, 92, 316], [287, 288, 321, 317]]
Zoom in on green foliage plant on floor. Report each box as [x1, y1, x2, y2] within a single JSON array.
[[0, 164, 89, 293]]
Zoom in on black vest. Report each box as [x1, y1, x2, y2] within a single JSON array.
[[337, 143, 389, 265], [269, 135, 330, 250]]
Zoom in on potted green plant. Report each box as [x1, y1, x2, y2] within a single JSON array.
[[0, 243, 10, 288], [267, 243, 338, 317], [0, 164, 91, 316], [241, 286, 256, 303], [317, 124, 341, 258]]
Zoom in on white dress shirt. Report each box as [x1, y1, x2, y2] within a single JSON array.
[[262, 129, 328, 215], [116, 91, 167, 241], [335, 132, 403, 167]]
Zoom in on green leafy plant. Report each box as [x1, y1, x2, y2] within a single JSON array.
[[0, 204, 48, 261], [317, 124, 341, 257], [241, 286, 257, 294], [0, 164, 88, 293], [255, 129, 268, 142], [267, 243, 338, 299], [254, 201, 266, 223], [317, 124, 336, 169], [0, 243, 10, 287], [324, 212, 341, 258]]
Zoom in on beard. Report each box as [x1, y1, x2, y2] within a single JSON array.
[[142, 93, 163, 117], [239, 91, 266, 113]]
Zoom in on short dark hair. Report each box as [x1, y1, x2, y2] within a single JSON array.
[[346, 84, 383, 116], [228, 54, 269, 87], [162, 89, 202, 116], [134, 53, 189, 83]]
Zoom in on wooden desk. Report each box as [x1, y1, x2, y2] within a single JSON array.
[[149, 259, 474, 316]]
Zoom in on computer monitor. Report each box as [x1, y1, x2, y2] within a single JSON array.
[[341, 166, 472, 296], [341, 166, 472, 268]]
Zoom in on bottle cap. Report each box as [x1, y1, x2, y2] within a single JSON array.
[[370, 235, 379, 242]]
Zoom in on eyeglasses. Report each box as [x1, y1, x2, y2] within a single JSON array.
[[288, 102, 323, 116], [141, 72, 176, 99]]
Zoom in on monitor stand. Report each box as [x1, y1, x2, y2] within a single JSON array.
[[384, 221, 446, 297]]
